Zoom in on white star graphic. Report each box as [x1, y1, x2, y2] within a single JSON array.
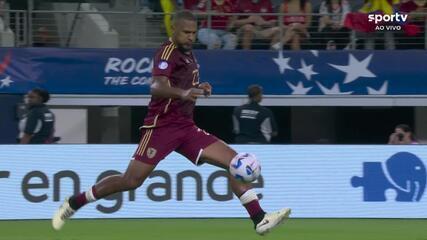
[[367, 81, 388, 95], [316, 82, 353, 95], [0, 76, 13, 88], [329, 54, 376, 84], [273, 51, 293, 74], [286, 81, 312, 95], [298, 59, 318, 81], [310, 50, 319, 57]]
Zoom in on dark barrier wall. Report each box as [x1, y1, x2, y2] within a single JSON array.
[[0, 95, 21, 143]]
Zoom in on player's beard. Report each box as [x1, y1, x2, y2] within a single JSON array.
[[179, 43, 193, 53]]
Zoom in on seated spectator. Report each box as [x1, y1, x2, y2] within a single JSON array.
[[276, 0, 312, 50], [388, 124, 419, 145], [183, 0, 200, 10], [344, 0, 400, 49], [318, 0, 351, 49], [33, 27, 53, 47], [397, 0, 426, 49], [233, 0, 280, 49], [197, 0, 238, 49]]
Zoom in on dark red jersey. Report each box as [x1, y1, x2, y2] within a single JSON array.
[[142, 40, 200, 128]]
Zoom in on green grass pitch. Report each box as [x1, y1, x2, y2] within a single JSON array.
[[0, 219, 426, 240]]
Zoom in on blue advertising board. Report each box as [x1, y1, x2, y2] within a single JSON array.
[[0, 48, 426, 95], [0, 145, 426, 219]]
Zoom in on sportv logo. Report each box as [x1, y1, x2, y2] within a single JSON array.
[[368, 13, 408, 31], [0, 169, 263, 214], [351, 152, 426, 202]]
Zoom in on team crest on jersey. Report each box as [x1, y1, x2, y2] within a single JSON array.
[[158, 61, 168, 70], [147, 147, 157, 159]]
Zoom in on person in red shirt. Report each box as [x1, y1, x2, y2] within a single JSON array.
[[277, 0, 312, 50], [53, 11, 291, 236], [183, 0, 200, 10], [197, 0, 238, 49], [233, 0, 280, 49]]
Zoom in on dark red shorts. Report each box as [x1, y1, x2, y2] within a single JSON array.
[[133, 123, 218, 165]]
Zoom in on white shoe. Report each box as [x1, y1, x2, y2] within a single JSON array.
[[52, 198, 76, 231], [255, 208, 291, 236]]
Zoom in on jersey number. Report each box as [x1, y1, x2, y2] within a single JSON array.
[[192, 69, 200, 86]]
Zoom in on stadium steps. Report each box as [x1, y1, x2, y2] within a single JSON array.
[[90, 1, 166, 48]]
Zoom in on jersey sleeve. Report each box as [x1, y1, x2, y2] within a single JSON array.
[[152, 45, 177, 78], [24, 110, 40, 135]]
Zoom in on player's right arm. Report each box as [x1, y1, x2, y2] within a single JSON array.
[[150, 76, 204, 102]]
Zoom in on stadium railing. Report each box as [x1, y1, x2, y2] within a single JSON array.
[[0, 5, 426, 50]]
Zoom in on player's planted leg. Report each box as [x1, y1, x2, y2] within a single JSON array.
[[200, 140, 291, 236], [52, 160, 155, 230]]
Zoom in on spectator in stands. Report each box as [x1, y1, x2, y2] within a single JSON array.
[[318, 0, 351, 49], [345, 0, 400, 49], [397, 0, 427, 49], [276, 0, 312, 50], [33, 27, 52, 47], [0, 0, 5, 21], [19, 88, 55, 144], [388, 124, 419, 145], [233, 85, 278, 144], [160, 0, 177, 37], [233, 0, 280, 49], [183, 0, 200, 10], [197, 0, 238, 49]]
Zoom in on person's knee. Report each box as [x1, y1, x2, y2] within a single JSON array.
[[242, 24, 254, 34], [123, 175, 144, 190], [223, 34, 237, 49], [198, 29, 221, 49], [209, 34, 222, 49]]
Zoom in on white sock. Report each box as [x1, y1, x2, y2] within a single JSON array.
[[85, 187, 97, 203], [239, 189, 258, 205]]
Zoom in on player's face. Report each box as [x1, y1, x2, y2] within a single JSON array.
[[173, 19, 197, 52]]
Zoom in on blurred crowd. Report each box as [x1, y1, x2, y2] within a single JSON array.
[[142, 0, 427, 50]]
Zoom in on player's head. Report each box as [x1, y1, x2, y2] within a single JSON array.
[[27, 88, 50, 106], [248, 84, 263, 103], [172, 10, 197, 52]]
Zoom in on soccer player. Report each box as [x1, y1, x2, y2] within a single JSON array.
[[52, 10, 291, 235]]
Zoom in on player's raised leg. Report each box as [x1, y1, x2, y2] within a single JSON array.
[[52, 159, 155, 230], [199, 140, 291, 236]]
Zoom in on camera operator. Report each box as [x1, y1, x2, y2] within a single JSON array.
[[388, 124, 418, 145]]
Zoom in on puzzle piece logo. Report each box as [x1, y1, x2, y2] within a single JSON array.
[[351, 152, 426, 202]]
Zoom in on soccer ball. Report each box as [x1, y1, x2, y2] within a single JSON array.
[[229, 153, 261, 183]]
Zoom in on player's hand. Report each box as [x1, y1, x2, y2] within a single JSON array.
[[198, 82, 212, 97], [180, 88, 204, 102]]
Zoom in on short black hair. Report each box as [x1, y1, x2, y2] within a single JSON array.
[[396, 124, 412, 133], [31, 88, 50, 103], [173, 10, 197, 25], [247, 84, 263, 99]]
